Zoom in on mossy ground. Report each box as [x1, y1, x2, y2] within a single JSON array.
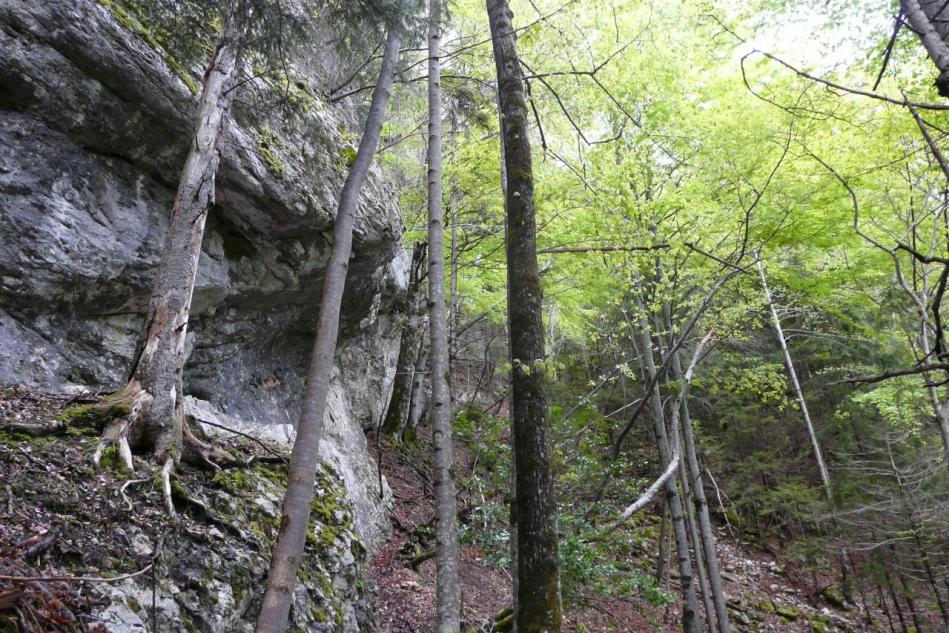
[[1, 390, 369, 632]]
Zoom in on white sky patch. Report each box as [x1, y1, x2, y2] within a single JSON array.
[[736, 3, 893, 75]]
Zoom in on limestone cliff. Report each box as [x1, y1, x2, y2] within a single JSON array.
[[0, 0, 404, 626]]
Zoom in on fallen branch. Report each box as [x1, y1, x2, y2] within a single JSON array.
[[0, 564, 153, 584], [191, 418, 287, 464]]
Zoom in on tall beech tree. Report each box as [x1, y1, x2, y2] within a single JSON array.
[[487, 0, 563, 630], [93, 0, 250, 506], [255, 25, 402, 633], [426, 0, 462, 629]]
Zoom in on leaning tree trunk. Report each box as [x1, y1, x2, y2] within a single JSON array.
[[757, 261, 832, 495], [96, 0, 247, 495], [426, 0, 462, 628], [902, 0, 949, 96], [661, 299, 732, 633], [637, 297, 700, 633], [487, 1, 563, 630], [255, 26, 401, 633], [678, 456, 716, 633]]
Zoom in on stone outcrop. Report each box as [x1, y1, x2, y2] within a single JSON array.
[[0, 0, 405, 627]]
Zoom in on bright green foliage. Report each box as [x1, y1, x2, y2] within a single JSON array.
[[376, 0, 948, 624]]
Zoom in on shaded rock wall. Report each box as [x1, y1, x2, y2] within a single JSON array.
[[0, 0, 403, 554]]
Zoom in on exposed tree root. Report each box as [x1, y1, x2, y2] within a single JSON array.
[[8, 385, 246, 518], [182, 423, 238, 471], [1, 420, 65, 436]]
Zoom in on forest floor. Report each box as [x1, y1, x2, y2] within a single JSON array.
[[0, 389, 893, 632], [369, 432, 887, 633]]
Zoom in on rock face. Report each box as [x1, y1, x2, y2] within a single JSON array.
[[0, 413, 375, 633], [0, 0, 404, 627]]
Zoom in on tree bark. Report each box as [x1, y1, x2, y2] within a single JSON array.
[[917, 318, 949, 467], [668, 349, 732, 633], [98, 0, 248, 487], [487, 1, 563, 630], [902, 0, 949, 96], [678, 456, 717, 633], [657, 503, 669, 585], [255, 26, 401, 633], [426, 0, 462, 629], [636, 297, 700, 633]]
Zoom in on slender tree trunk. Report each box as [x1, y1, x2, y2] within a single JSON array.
[[660, 301, 731, 633], [917, 320, 949, 467], [382, 243, 427, 437], [914, 531, 949, 625], [636, 298, 700, 633], [844, 553, 874, 625], [757, 261, 832, 494], [487, 1, 562, 629], [404, 343, 430, 442], [657, 503, 669, 584], [255, 27, 401, 633], [678, 457, 717, 633], [96, 0, 247, 483], [758, 285, 856, 610], [426, 1, 462, 628], [884, 562, 910, 633], [896, 565, 924, 633], [669, 351, 732, 633], [877, 580, 898, 633], [448, 114, 461, 365], [495, 91, 519, 624]]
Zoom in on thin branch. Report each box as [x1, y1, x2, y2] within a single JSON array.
[[873, 14, 905, 91]]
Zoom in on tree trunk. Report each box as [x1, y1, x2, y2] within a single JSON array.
[[678, 456, 717, 633], [877, 580, 898, 633], [382, 242, 427, 437], [896, 565, 924, 633], [98, 0, 247, 487], [913, 530, 949, 625], [487, 1, 563, 630], [448, 114, 461, 365], [668, 349, 732, 633], [917, 319, 949, 467], [403, 342, 430, 442], [426, 0, 462, 628], [255, 26, 401, 633], [657, 503, 669, 584], [757, 261, 832, 495], [902, 0, 949, 96], [637, 299, 700, 633], [884, 562, 910, 633]]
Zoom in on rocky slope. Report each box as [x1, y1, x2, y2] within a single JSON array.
[[1, 391, 373, 632], [0, 0, 405, 557]]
